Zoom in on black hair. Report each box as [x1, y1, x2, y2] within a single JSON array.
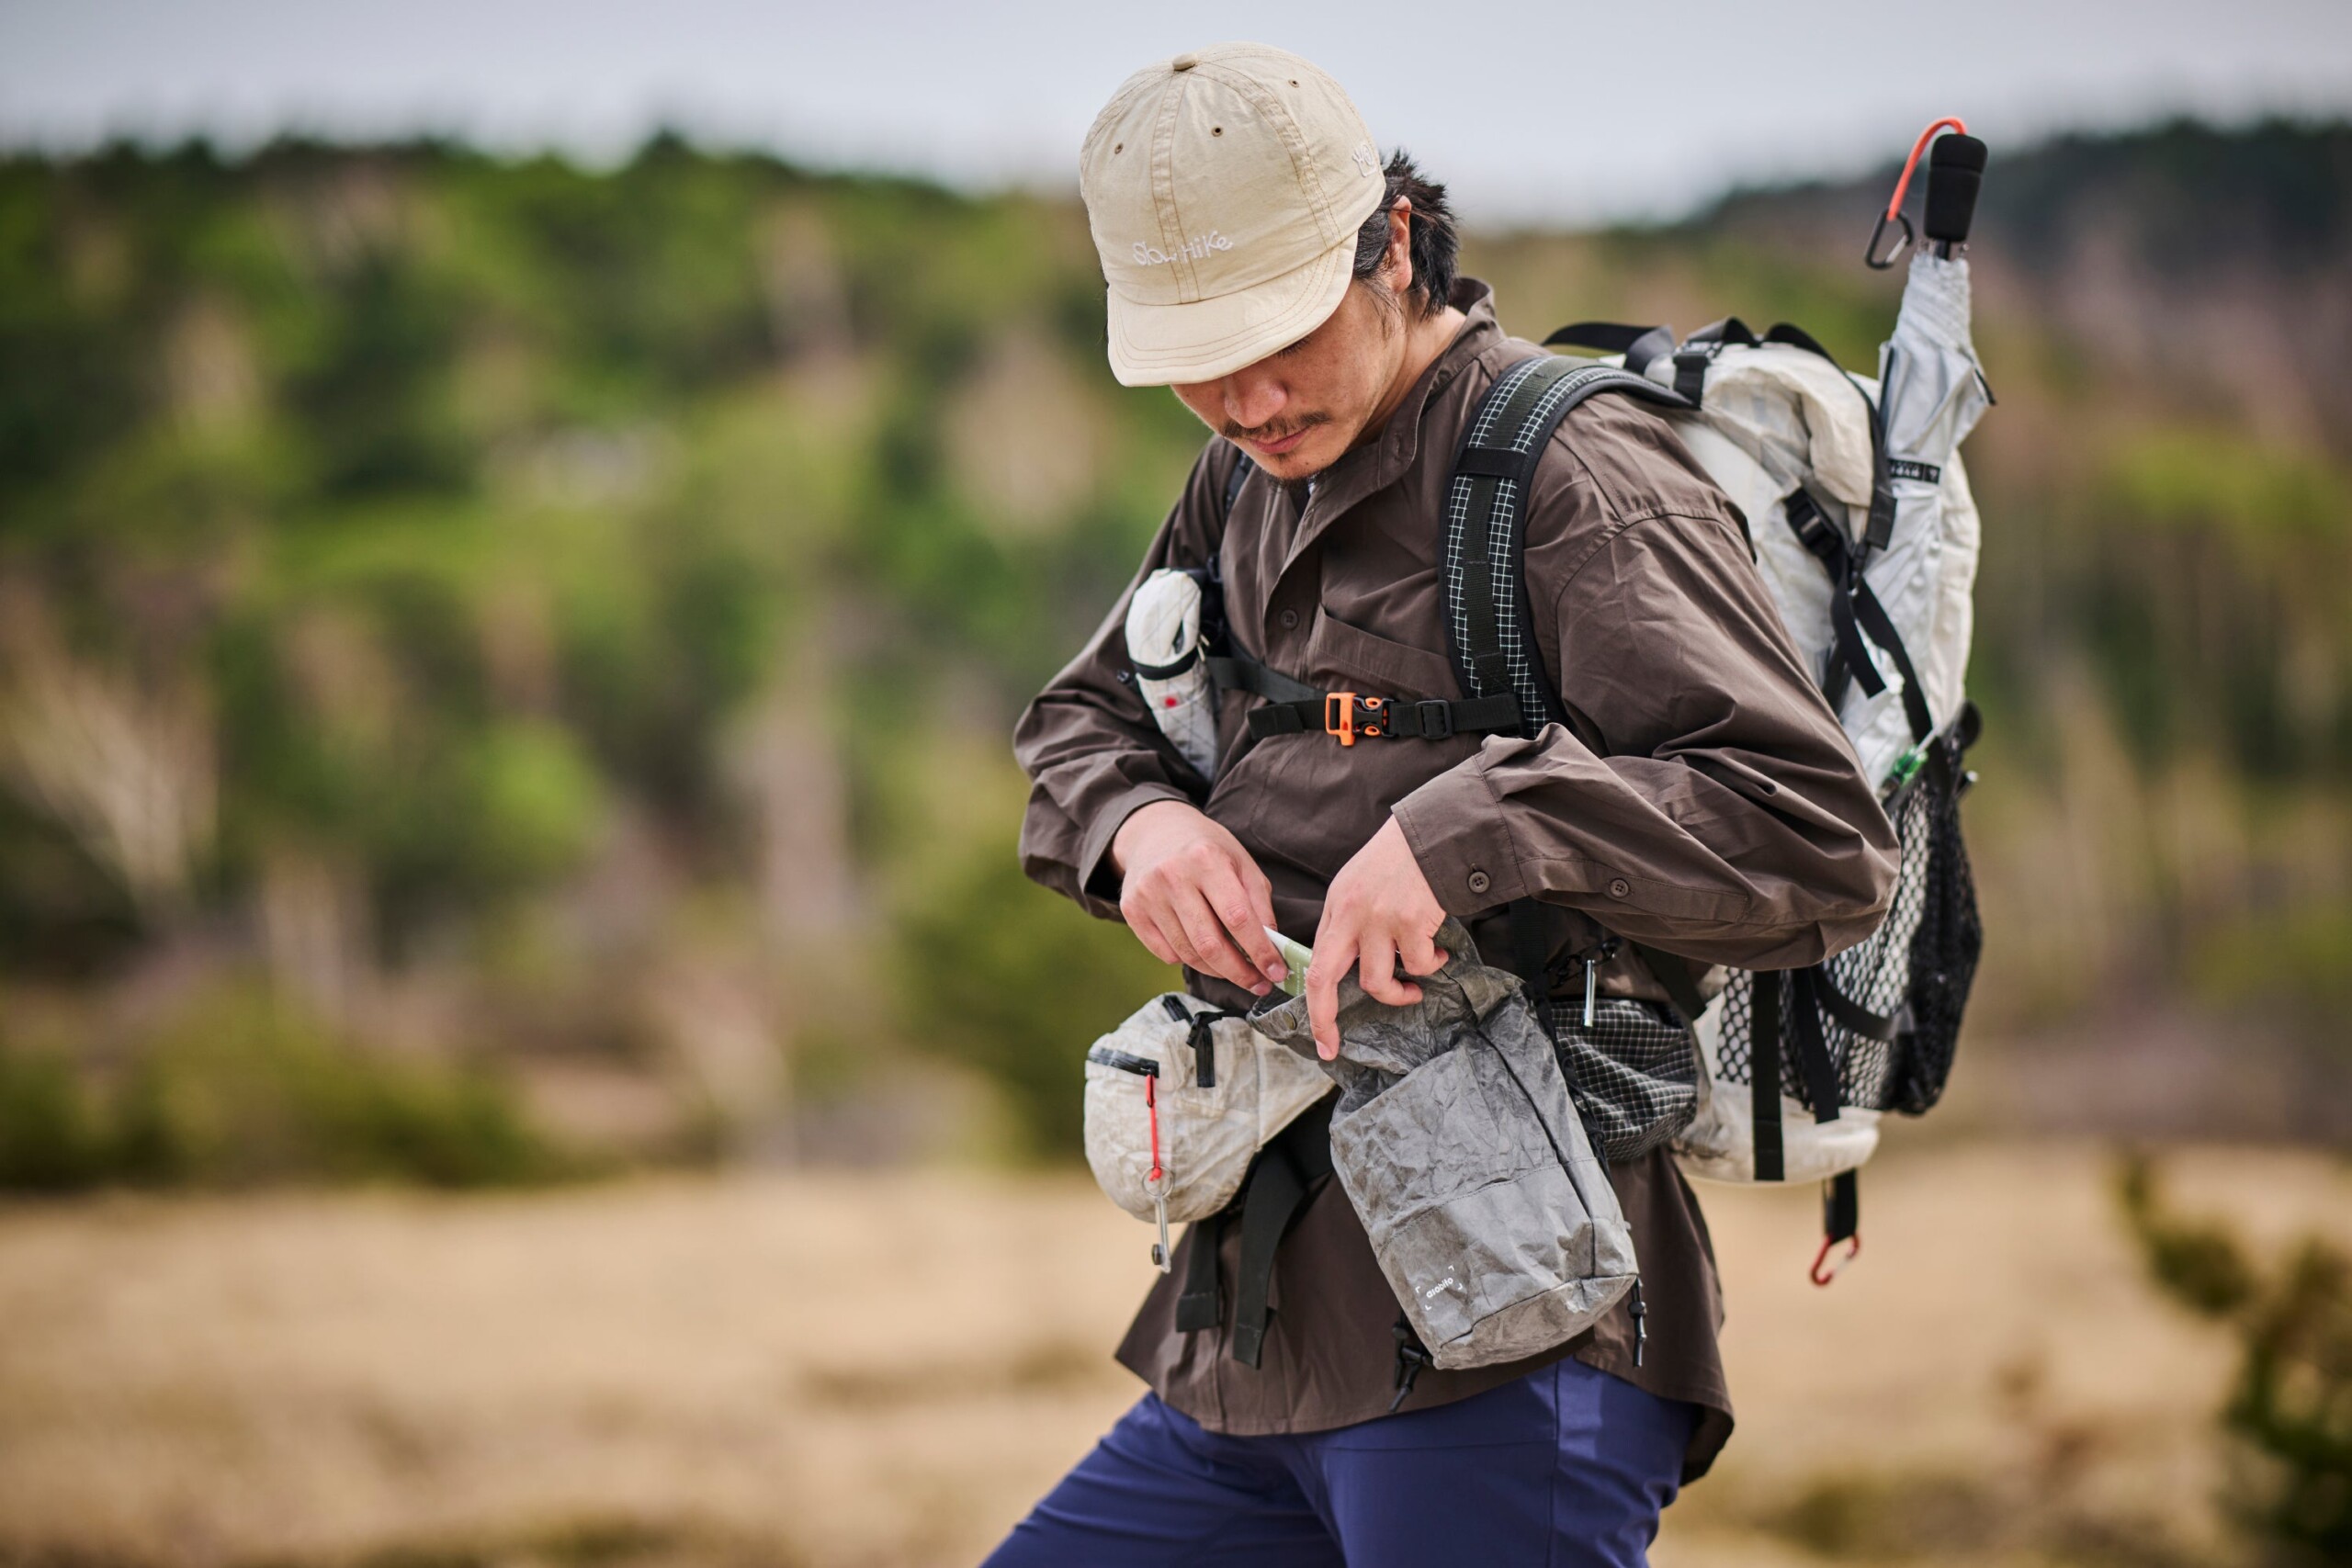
[[1351, 150, 1458, 320]]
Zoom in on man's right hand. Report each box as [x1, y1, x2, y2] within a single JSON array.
[[1110, 800, 1290, 997]]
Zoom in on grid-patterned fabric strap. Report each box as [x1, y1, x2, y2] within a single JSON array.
[[1442, 357, 1690, 737]]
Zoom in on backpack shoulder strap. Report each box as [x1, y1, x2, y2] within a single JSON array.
[[1442, 355, 1690, 733], [1220, 445, 1256, 519], [1446, 355, 1708, 1018]]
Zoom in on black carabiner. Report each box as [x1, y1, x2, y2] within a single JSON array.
[[1864, 209, 1913, 270]]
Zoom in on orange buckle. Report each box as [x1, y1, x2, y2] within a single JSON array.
[[1323, 693, 1387, 746]]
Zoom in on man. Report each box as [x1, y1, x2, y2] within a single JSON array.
[[994, 42, 1896, 1568]]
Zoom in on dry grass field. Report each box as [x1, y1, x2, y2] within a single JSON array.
[[0, 1142, 2345, 1568]]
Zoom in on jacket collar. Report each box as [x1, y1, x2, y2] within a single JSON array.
[[1276, 278, 1509, 576]]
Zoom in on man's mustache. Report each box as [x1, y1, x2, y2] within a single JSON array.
[[1223, 412, 1330, 445]]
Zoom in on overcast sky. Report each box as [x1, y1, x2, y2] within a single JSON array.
[[5, 0, 2348, 222]]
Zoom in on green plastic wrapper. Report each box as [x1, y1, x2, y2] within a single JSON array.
[[1264, 927, 1314, 997]]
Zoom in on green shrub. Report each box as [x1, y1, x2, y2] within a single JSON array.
[[0, 987, 571, 1194], [0, 1043, 108, 1192], [111, 987, 563, 1190], [2117, 1153, 2352, 1562]]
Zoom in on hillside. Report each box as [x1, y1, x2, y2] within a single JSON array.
[[0, 119, 2346, 1178]]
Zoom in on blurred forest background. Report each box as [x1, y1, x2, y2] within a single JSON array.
[[2, 116, 2351, 1568], [2, 118, 2347, 1184]]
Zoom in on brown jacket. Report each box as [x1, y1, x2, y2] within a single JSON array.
[[1013, 280, 1897, 1481]]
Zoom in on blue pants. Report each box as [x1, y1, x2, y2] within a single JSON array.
[[982, 1359, 1696, 1568]]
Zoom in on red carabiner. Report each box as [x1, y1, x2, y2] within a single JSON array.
[[1810, 1231, 1861, 1287]]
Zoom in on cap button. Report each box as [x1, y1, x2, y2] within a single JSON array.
[[1171, 52, 1198, 71]]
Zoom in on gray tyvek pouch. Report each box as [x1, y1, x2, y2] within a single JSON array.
[[1249, 919, 1637, 1371]]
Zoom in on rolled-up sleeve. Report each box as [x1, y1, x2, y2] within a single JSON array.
[[1392, 415, 1898, 971], [1013, 441, 1231, 920]]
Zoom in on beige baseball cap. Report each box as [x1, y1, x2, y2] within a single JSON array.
[[1080, 43, 1387, 388]]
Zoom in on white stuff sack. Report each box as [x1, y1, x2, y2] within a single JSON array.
[[1125, 569, 1220, 779], [1082, 992, 1331, 1228], [1627, 251, 1986, 792]]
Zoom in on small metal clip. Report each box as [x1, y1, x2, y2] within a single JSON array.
[[1865, 209, 1914, 270], [1150, 1188, 1172, 1273], [1583, 958, 1599, 1028]]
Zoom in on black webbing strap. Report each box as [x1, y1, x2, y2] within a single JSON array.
[[1389, 1312, 1432, 1412], [1506, 897, 1554, 1009], [1222, 449, 1256, 517], [1849, 577, 1936, 743], [1206, 653, 1320, 705], [1784, 488, 1936, 744], [1751, 971, 1785, 1182], [1811, 972, 1896, 1043], [1242, 691, 1521, 742], [1175, 1210, 1224, 1333], [1628, 942, 1710, 1025], [1129, 646, 1201, 682], [1824, 1168, 1860, 1247], [1543, 321, 1678, 378], [1669, 317, 1760, 407], [1760, 322, 1894, 553], [1159, 996, 1236, 1089], [1227, 1106, 1336, 1369], [1786, 968, 1847, 1127], [1228, 1141, 1304, 1369]]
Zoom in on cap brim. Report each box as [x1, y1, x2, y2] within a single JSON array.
[[1105, 237, 1354, 388]]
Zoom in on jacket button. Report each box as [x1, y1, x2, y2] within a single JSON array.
[[1467, 870, 1491, 895], [1278, 608, 1300, 629], [1608, 877, 1631, 898]]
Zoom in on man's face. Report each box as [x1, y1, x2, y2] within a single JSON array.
[[1168, 280, 1406, 482]]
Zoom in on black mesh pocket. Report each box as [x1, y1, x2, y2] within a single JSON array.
[[1887, 731, 1981, 1114], [1544, 997, 1699, 1163], [1707, 742, 1975, 1118]]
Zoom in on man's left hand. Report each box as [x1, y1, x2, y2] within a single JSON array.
[[1306, 816, 1450, 1060]]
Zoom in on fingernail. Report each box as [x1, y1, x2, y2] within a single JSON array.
[[1250, 981, 1271, 996], [1264, 963, 1286, 981]]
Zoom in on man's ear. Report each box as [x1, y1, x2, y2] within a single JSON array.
[[1384, 198, 1415, 296]]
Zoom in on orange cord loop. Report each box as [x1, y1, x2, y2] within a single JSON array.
[[1146, 1072, 1162, 1186], [1866, 116, 1969, 270]]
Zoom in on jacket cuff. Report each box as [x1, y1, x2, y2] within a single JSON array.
[[1078, 784, 1194, 918], [1393, 762, 1531, 915]]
